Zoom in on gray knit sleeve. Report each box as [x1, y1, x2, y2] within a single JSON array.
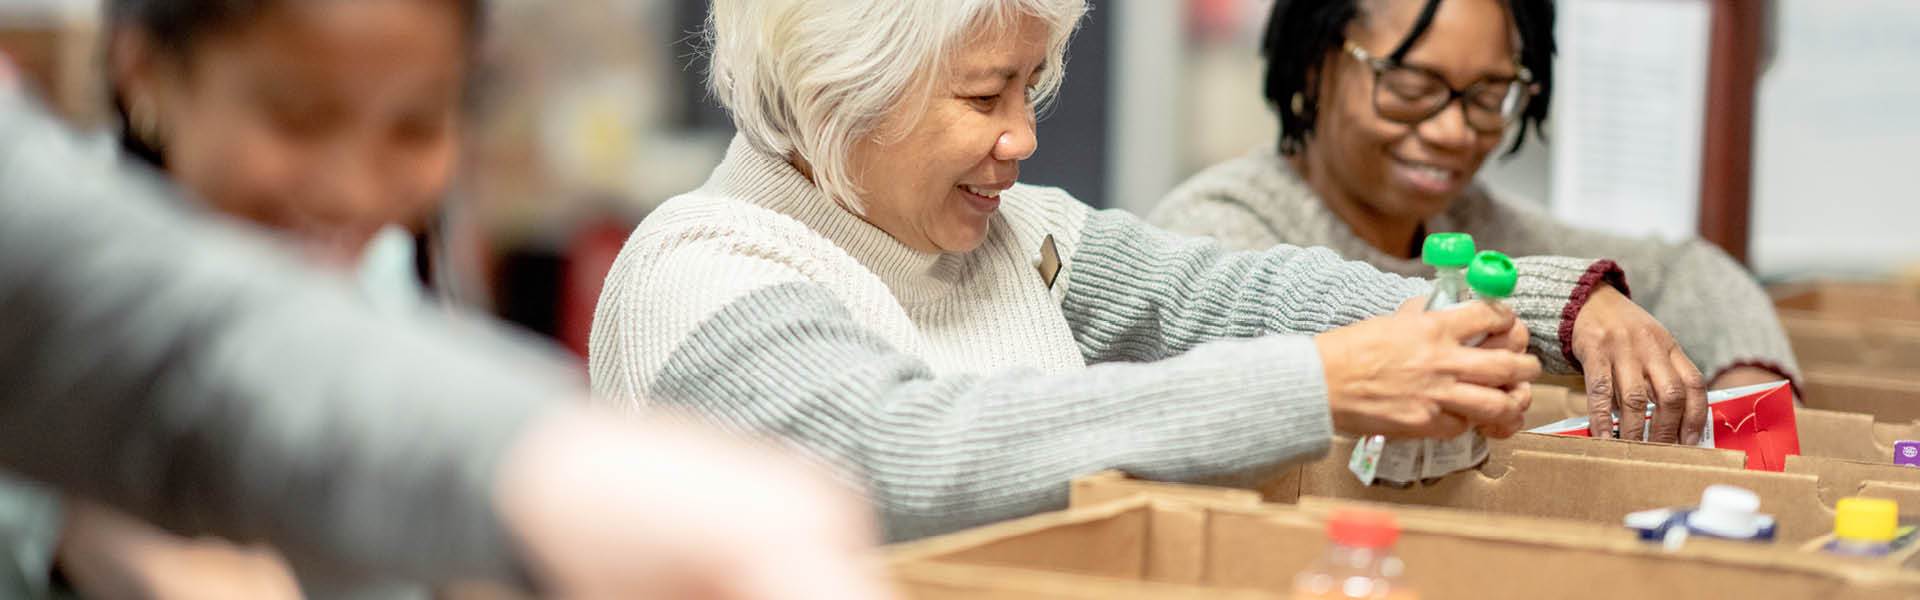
[[1473, 196, 1799, 383], [1062, 209, 1601, 372], [0, 93, 567, 584], [649, 282, 1333, 542]]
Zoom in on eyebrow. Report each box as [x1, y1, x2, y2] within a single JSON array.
[[961, 64, 1045, 83], [1399, 59, 1521, 85]]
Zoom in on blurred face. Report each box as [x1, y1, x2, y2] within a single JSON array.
[[1302, 0, 1519, 224], [117, 0, 467, 266], [843, 15, 1046, 254]]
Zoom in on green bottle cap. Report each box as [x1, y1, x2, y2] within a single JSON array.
[[1421, 233, 1476, 268], [1467, 251, 1518, 299]]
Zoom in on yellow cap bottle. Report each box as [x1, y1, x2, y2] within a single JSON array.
[[1830, 497, 1899, 556]]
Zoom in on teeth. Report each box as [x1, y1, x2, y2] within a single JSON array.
[[1400, 160, 1453, 183], [963, 185, 1003, 198]]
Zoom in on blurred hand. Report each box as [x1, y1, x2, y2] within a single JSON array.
[[495, 409, 893, 600], [1572, 286, 1708, 444], [57, 502, 302, 600], [1315, 298, 1538, 439]]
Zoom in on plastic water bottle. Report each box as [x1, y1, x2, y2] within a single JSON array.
[[1293, 510, 1420, 600], [1351, 233, 1480, 486], [1422, 250, 1519, 480], [1421, 233, 1476, 312], [1825, 497, 1902, 557]]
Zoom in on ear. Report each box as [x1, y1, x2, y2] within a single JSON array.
[[108, 26, 178, 115]]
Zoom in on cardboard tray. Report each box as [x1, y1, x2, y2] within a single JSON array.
[[890, 491, 1920, 599], [1072, 432, 1920, 545]]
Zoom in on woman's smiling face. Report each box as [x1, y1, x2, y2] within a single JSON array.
[[842, 14, 1048, 254]]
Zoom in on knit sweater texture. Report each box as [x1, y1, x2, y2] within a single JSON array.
[[589, 136, 1618, 540], [1149, 147, 1798, 384]]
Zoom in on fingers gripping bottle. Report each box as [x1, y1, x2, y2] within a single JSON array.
[[1293, 510, 1419, 600], [1420, 251, 1518, 482], [1350, 233, 1473, 487]]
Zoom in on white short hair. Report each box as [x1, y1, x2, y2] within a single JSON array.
[[706, 0, 1087, 212]]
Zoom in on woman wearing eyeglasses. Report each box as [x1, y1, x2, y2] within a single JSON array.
[[1151, 0, 1797, 420]]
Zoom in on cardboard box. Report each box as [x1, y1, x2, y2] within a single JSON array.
[[1780, 314, 1920, 371], [891, 493, 1920, 599], [1077, 432, 1920, 544], [1533, 381, 1920, 467], [1803, 366, 1920, 423], [1771, 283, 1920, 407], [1774, 281, 1920, 324], [1798, 408, 1920, 463]]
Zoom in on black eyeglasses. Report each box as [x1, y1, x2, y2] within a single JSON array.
[[1344, 41, 1537, 133]]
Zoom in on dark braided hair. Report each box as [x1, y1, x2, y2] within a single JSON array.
[[104, 0, 485, 167], [1261, 0, 1554, 157]]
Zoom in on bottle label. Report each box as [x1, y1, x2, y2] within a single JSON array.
[[1895, 441, 1920, 468], [1349, 436, 1384, 485]]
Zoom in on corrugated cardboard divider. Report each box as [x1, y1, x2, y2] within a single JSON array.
[[1077, 432, 1918, 544], [1797, 408, 1920, 462], [890, 493, 1920, 599], [1773, 281, 1920, 324], [1801, 365, 1920, 423], [1780, 314, 1920, 371]]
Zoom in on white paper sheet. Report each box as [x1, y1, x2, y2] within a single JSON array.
[[1550, 0, 1712, 242]]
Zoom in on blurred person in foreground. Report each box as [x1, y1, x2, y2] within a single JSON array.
[[588, 0, 1705, 543], [1150, 0, 1797, 429], [43, 0, 499, 596], [0, 54, 889, 600]]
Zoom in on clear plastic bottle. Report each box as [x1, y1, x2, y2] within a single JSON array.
[[1351, 234, 1477, 486], [1825, 497, 1900, 557], [1415, 235, 1479, 481], [1422, 233, 1476, 311], [1293, 510, 1419, 600]]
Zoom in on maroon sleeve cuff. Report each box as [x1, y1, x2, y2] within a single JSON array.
[[1711, 360, 1804, 401], [1557, 259, 1629, 371]]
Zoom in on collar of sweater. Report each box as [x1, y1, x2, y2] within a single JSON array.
[[703, 135, 972, 306]]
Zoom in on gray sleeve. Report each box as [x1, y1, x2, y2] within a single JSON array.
[[0, 92, 571, 584], [1063, 209, 1604, 373], [1642, 242, 1799, 382], [650, 282, 1333, 542], [1480, 198, 1800, 382]]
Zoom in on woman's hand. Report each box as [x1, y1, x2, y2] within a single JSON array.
[[1572, 286, 1708, 444], [496, 409, 892, 600], [1315, 299, 1538, 439], [57, 503, 302, 600]]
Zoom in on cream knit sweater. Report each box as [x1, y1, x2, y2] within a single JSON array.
[[589, 136, 1620, 540]]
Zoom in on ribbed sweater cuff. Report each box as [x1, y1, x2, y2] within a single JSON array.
[[1510, 257, 1628, 374]]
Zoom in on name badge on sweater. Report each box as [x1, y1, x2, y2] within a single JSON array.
[[1034, 234, 1061, 289]]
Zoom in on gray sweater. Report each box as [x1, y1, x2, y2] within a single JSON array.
[[0, 86, 571, 586], [1150, 148, 1799, 384], [590, 136, 1619, 541]]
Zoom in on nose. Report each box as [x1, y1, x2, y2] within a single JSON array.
[[1416, 99, 1476, 153], [993, 110, 1038, 162]]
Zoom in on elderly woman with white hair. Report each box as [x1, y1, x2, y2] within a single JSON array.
[[590, 0, 1706, 540]]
